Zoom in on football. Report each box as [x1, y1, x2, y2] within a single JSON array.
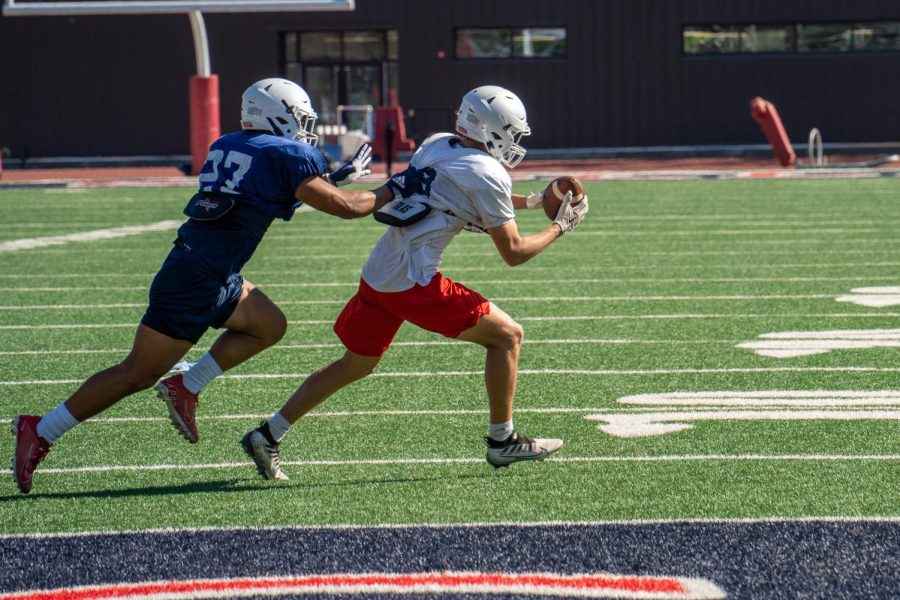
[[542, 176, 585, 220]]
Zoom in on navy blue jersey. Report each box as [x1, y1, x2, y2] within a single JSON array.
[[197, 131, 327, 221], [174, 131, 327, 278]]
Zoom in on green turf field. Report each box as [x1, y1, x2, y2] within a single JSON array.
[[1, 179, 899, 534]]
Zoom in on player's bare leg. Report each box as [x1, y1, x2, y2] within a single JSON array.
[[211, 281, 287, 370], [280, 350, 382, 422], [66, 325, 193, 421], [13, 325, 191, 493], [457, 302, 562, 467], [457, 303, 523, 424], [241, 350, 382, 480], [157, 280, 287, 442]]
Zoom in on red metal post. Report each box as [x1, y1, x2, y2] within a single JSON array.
[[189, 74, 220, 175], [749, 96, 796, 167]]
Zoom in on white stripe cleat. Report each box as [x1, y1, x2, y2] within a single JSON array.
[[240, 422, 289, 481], [485, 431, 563, 468]]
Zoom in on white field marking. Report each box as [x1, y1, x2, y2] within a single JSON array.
[[737, 328, 900, 358], [620, 390, 900, 407], [835, 286, 900, 308], [12, 366, 900, 386], [19, 401, 885, 425], [0, 339, 726, 356], [586, 411, 900, 438], [587, 390, 900, 437], [10, 407, 609, 425], [235, 227, 883, 242], [0, 220, 182, 251], [4, 516, 900, 541], [0, 277, 892, 292], [638, 249, 900, 257], [0, 294, 836, 310], [9, 313, 900, 331], [25, 454, 900, 476]]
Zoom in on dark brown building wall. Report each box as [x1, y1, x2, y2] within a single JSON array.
[[1, 0, 898, 160]]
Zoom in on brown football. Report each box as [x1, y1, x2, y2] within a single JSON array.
[[542, 176, 585, 220]]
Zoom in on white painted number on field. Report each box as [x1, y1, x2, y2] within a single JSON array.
[[737, 328, 900, 358], [835, 286, 900, 308], [584, 391, 900, 438]]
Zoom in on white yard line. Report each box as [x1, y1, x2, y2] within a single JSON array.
[[0, 220, 182, 251], [0, 294, 837, 310], [8, 366, 900, 386], [2, 407, 605, 424], [3, 270, 899, 285], [0, 339, 725, 356], [6, 313, 900, 331], [26, 453, 900, 476]]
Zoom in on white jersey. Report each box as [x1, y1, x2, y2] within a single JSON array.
[[362, 133, 514, 292]]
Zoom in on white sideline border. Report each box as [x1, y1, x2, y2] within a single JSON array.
[[3, 515, 899, 541]]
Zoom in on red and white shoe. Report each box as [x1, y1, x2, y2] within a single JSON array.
[[12, 415, 52, 494], [156, 374, 199, 443]]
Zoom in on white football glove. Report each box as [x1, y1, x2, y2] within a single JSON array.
[[552, 191, 589, 235], [326, 143, 373, 187], [524, 191, 543, 209]]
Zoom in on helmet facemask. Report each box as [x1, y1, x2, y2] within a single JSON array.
[[281, 101, 318, 145], [490, 124, 529, 169]]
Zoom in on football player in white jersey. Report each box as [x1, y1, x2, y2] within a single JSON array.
[[240, 85, 589, 480]]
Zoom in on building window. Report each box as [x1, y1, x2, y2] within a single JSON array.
[[281, 30, 399, 127], [683, 20, 900, 55], [456, 27, 566, 59]]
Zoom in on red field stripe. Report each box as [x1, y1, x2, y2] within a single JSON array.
[[0, 571, 724, 599]]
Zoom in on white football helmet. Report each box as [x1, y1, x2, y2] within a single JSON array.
[[241, 78, 318, 145], [455, 85, 530, 168]]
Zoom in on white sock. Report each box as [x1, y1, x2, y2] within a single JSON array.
[[488, 420, 514, 442], [267, 412, 292, 442], [36, 404, 80, 444], [182, 353, 223, 395]]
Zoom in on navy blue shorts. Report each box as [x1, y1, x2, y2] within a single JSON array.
[[141, 251, 244, 344]]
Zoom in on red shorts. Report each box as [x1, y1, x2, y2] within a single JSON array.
[[334, 273, 491, 357]]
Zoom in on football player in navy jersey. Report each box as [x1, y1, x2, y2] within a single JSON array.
[[11, 78, 424, 494]]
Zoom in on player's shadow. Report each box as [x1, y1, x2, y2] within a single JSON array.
[[0, 479, 265, 502], [1, 470, 513, 502]]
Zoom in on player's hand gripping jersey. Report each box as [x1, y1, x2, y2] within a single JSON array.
[[363, 133, 514, 292], [178, 131, 327, 277]]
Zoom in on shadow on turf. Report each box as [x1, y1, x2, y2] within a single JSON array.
[[1, 470, 515, 502]]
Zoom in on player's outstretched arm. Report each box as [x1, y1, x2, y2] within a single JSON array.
[[295, 174, 394, 220], [511, 192, 543, 211], [488, 219, 561, 267], [489, 192, 589, 266]]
